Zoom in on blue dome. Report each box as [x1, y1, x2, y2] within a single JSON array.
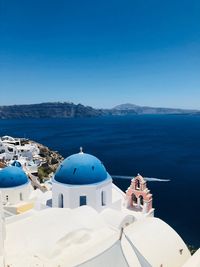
[[11, 160, 22, 168], [54, 153, 109, 185], [0, 166, 29, 188]]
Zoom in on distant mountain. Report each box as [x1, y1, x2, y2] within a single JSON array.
[[0, 102, 106, 119], [113, 103, 199, 115], [114, 103, 140, 110], [0, 102, 199, 119]]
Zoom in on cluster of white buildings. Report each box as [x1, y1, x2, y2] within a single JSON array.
[[0, 136, 41, 175], [0, 144, 199, 267]]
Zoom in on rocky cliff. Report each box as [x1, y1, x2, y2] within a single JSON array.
[[0, 102, 199, 119], [0, 102, 106, 119]]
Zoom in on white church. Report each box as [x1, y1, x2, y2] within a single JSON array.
[[0, 149, 199, 267]]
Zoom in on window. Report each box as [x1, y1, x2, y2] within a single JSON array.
[[8, 147, 13, 152], [6, 195, 9, 202], [58, 193, 64, 208], [20, 192, 23, 201], [80, 196, 87, 206], [136, 179, 140, 190], [101, 191, 106, 206], [46, 199, 52, 207]]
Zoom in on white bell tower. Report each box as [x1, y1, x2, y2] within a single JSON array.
[[0, 192, 5, 267]]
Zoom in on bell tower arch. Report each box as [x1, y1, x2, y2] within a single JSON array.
[[125, 174, 154, 215]]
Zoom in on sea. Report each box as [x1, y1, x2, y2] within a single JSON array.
[[0, 114, 199, 247]]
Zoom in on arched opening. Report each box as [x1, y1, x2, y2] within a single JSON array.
[[136, 179, 140, 190], [20, 192, 23, 201], [132, 194, 137, 204], [46, 199, 52, 207], [80, 196, 87, 206], [101, 191, 106, 206], [139, 195, 144, 206], [58, 193, 64, 208]]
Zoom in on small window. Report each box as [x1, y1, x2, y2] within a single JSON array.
[[101, 191, 106, 206], [59, 193, 64, 208], [80, 196, 87, 206], [8, 147, 13, 152], [20, 192, 23, 201], [6, 195, 9, 201], [46, 199, 52, 207]]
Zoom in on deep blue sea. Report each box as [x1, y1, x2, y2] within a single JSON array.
[[0, 115, 199, 247]]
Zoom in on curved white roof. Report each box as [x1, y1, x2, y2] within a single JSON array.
[[123, 217, 191, 267], [182, 249, 200, 267], [100, 208, 135, 229], [1, 136, 16, 142], [3, 205, 193, 267]]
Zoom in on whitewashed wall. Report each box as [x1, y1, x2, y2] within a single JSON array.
[[0, 182, 32, 205], [52, 179, 112, 212]]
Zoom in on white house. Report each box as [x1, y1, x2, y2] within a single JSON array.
[[0, 149, 199, 267]]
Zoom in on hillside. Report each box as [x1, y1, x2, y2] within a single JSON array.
[[0, 102, 106, 119], [0, 102, 199, 119], [113, 103, 199, 115]]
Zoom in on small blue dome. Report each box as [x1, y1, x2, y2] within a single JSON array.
[[11, 160, 22, 168], [0, 166, 29, 188], [54, 153, 109, 185]]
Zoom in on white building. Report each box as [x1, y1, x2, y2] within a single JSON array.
[[0, 149, 199, 267], [0, 165, 34, 215], [52, 150, 112, 211], [0, 135, 40, 162]]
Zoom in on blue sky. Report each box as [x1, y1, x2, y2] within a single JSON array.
[[0, 0, 200, 108]]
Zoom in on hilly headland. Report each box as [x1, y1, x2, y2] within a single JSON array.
[[0, 102, 199, 119]]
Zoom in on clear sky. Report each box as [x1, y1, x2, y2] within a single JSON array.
[[0, 0, 200, 109]]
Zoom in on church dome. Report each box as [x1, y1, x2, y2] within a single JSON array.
[[11, 160, 22, 168], [0, 166, 29, 188], [54, 152, 109, 185]]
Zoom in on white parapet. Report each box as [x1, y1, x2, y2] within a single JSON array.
[[0, 192, 5, 267]]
